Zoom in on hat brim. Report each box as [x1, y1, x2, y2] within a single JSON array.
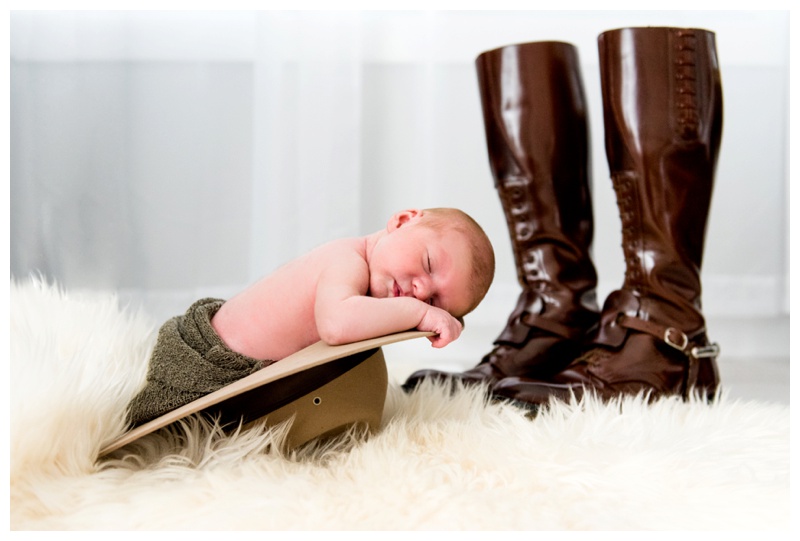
[[99, 330, 433, 456]]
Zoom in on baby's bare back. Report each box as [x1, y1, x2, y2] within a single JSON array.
[[211, 237, 367, 361]]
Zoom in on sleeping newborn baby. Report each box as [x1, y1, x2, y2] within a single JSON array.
[[127, 207, 495, 425]]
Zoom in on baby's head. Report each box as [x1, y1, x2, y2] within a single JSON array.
[[416, 207, 495, 317], [369, 207, 495, 318]]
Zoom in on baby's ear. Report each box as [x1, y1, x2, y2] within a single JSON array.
[[388, 208, 423, 231]]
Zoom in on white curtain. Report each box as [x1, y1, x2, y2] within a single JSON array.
[[10, 10, 790, 360], [12, 11, 371, 318]]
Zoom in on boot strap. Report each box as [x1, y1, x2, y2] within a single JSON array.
[[616, 315, 720, 359]]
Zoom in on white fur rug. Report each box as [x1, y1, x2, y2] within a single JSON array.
[[9, 278, 790, 530]]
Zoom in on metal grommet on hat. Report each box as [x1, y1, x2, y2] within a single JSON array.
[[207, 346, 389, 450]]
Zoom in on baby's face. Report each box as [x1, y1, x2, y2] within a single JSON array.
[[369, 222, 474, 317]]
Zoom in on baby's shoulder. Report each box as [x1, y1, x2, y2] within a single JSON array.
[[315, 236, 365, 255], [305, 236, 367, 266]]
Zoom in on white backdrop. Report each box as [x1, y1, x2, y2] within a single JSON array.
[[10, 10, 790, 363]]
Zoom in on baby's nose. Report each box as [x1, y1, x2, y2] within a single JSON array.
[[413, 277, 431, 301]]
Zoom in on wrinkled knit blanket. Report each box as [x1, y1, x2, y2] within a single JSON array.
[[126, 298, 269, 425]]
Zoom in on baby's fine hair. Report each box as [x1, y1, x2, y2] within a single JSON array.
[[421, 207, 495, 316]]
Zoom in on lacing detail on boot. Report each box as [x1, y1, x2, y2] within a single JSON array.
[[499, 175, 536, 283], [501, 175, 534, 242], [611, 172, 642, 285], [499, 175, 553, 285], [674, 29, 700, 140]]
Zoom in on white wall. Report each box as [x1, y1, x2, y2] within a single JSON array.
[[10, 10, 789, 364]]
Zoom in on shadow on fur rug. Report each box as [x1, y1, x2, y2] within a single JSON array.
[[10, 279, 790, 530]]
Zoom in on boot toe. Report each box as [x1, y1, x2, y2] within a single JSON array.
[[492, 376, 585, 406]]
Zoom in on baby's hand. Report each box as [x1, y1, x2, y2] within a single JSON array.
[[418, 306, 463, 348]]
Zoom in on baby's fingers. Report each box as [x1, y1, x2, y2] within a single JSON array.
[[427, 329, 457, 348]]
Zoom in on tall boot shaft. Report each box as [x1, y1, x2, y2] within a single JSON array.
[[476, 41, 597, 328], [598, 27, 723, 333]]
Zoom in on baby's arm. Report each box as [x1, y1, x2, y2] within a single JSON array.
[[314, 254, 462, 347]]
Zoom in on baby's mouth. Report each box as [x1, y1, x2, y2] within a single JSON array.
[[393, 281, 402, 298]]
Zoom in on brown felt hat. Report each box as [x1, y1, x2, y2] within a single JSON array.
[[100, 330, 432, 456]]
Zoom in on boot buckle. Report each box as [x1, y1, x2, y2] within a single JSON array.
[[664, 327, 689, 352]]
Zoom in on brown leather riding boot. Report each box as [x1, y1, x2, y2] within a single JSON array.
[[403, 41, 599, 392], [493, 27, 723, 406]]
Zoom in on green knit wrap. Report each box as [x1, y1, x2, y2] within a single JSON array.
[[126, 298, 270, 426]]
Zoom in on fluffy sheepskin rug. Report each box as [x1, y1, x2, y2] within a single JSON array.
[[9, 278, 790, 530]]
